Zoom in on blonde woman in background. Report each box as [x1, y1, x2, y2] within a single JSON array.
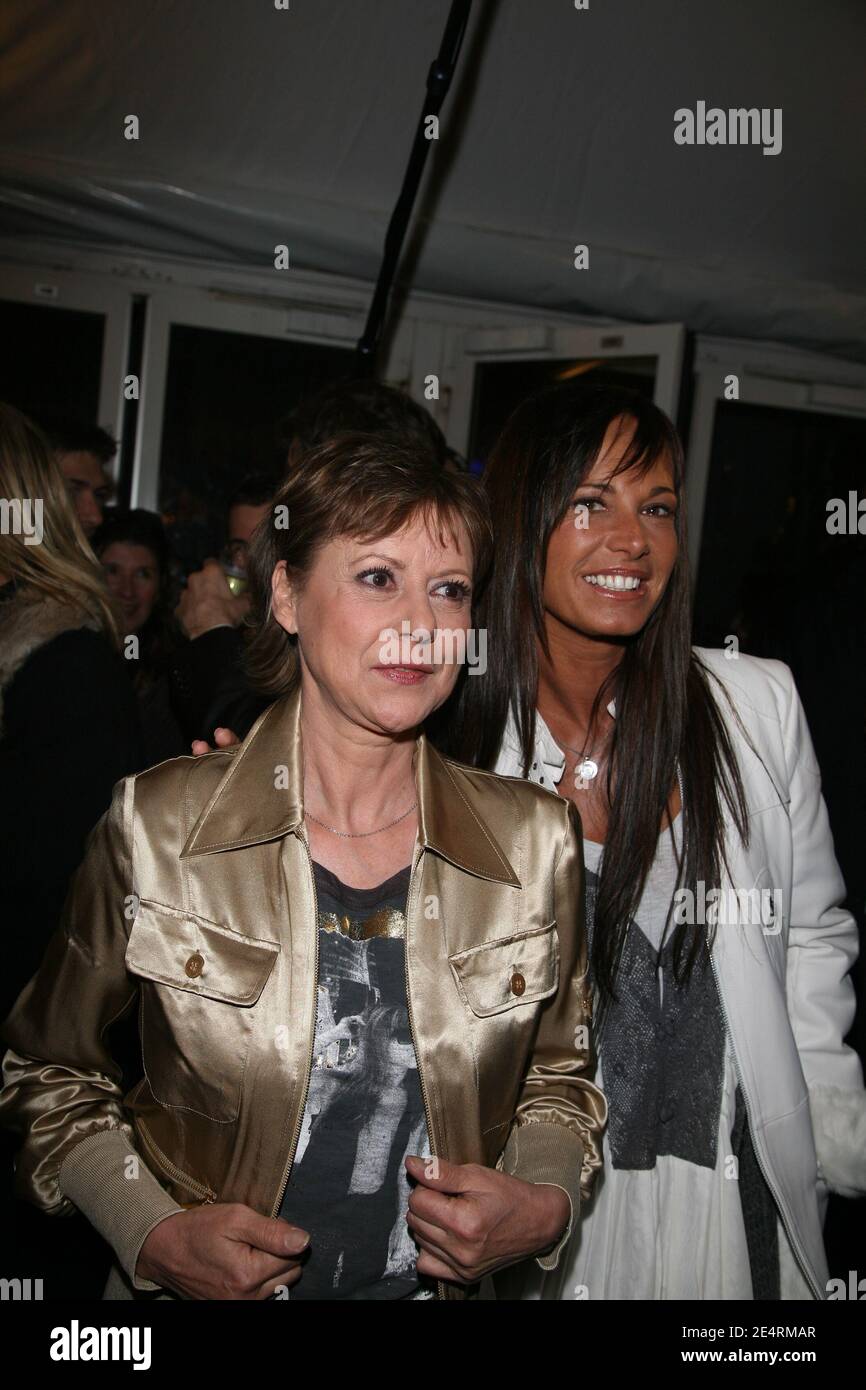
[[0, 402, 143, 1299], [0, 401, 144, 1007]]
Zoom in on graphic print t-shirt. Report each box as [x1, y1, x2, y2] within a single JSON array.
[[278, 861, 435, 1300]]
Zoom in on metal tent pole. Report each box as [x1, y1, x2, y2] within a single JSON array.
[[355, 0, 473, 373]]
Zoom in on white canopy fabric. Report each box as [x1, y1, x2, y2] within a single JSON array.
[[1, 0, 864, 358]]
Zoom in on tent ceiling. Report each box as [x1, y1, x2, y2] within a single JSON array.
[[1, 0, 864, 359]]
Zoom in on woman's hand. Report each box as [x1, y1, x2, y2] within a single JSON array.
[[136, 1203, 310, 1300], [405, 1155, 570, 1284]]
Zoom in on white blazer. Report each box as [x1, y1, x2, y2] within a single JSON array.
[[494, 646, 865, 1299]]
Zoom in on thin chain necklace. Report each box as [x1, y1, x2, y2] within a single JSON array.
[[305, 800, 418, 838]]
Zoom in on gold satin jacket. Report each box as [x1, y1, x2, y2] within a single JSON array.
[[1, 688, 606, 1301]]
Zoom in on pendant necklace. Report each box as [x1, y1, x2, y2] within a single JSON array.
[[556, 732, 608, 790], [566, 748, 599, 784]]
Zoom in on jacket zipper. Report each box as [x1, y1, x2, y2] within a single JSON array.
[[675, 767, 822, 1299], [404, 844, 446, 1302], [137, 1116, 217, 1204], [270, 830, 320, 1220]]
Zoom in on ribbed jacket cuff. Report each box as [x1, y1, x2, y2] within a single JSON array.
[[498, 1121, 584, 1271], [58, 1129, 186, 1292]]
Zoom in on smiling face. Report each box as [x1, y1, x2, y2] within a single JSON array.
[[543, 415, 680, 642], [270, 509, 474, 738], [100, 541, 161, 632]]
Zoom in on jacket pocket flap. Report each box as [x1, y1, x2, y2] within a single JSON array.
[[126, 900, 279, 1005], [449, 923, 560, 1017]]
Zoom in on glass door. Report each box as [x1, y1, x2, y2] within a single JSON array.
[[131, 285, 420, 569], [0, 265, 133, 452], [449, 320, 686, 470]]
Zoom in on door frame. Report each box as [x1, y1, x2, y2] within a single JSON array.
[[0, 262, 133, 475], [685, 337, 866, 586], [447, 320, 686, 456]]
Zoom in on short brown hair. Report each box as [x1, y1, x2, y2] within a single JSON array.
[[243, 433, 492, 697]]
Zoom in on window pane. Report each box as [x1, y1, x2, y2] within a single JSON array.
[[692, 398, 866, 979], [469, 355, 658, 470], [0, 300, 104, 421], [158, 324, 355, 569]]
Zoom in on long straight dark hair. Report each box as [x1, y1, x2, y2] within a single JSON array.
[[437, 380, 750, 1024]]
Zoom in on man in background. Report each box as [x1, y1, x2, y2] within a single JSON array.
[[37, 414, 117, 538], [174, 471, 277, 643], [171, 471, 277, 742]]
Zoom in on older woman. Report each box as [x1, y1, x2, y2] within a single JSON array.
[[0, 433, 606, 1301]]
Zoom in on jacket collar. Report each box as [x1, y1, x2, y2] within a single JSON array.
[[180, 686, 520, 886], [501, 699, 618, 783]]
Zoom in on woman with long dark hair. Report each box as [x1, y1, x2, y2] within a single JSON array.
[[441, 380, 865, 1300]]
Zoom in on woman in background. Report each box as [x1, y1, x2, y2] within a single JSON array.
[[0, 405, 143, 1019], [92, 508, 186, 765], [0, 402, 143, 1298]]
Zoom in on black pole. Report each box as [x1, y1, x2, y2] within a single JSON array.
[[355, 0, 473, 373]]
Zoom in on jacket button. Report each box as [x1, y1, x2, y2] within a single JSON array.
[[510, 971, 526, 996], [185, 952, 205, 978]]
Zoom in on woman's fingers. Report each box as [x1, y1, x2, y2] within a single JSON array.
[[414, 1246, 469, 1283], [406, 1209, 454, 1255]]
